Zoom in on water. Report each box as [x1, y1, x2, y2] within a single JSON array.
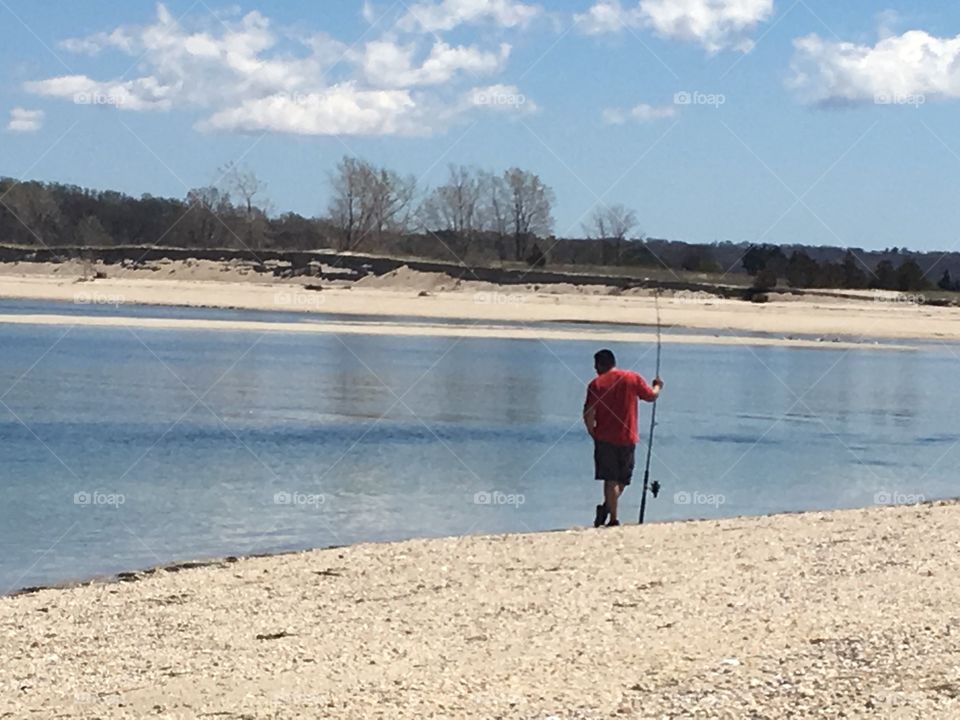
[[1, 301, 956, 592]]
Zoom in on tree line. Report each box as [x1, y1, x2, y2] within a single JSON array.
[[742, 244, 949, 293], [0, 161, 956, 293], [0, 159, 550, 264], [0, 157, 663, 271]]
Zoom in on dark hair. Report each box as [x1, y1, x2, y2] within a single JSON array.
[[594, 349, 616, 370]]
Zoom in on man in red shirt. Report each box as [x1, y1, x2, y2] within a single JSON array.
[[583, 349, 663, 527]]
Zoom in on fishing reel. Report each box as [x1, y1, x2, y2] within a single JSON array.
[[649, 480, 661, 498]]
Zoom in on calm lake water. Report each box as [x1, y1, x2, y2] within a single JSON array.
[[1, 300, 956, 592]]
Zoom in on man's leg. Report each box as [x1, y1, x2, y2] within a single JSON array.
[[604, 480, 623, 524], [610, 444, 635, 525], [594, 440, 610, 527]]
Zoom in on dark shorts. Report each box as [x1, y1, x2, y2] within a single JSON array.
[[594, 440, 636, 486]]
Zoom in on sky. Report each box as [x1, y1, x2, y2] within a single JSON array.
[[2, 0, 960, 252]]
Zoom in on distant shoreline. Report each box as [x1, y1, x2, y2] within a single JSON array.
[[1, 259, 956, 347]]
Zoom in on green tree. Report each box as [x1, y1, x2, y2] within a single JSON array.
[[743, 244, 786, 278], [938, 269, 954, 291], [873, 260, 897, 290], [681, 246, 720, 273], [896, 260, 928, 292], [785, 251, 818, 288], [526, 243, 547, 268], [754, 267, 778, 290], [814, 262, 844, 288], [841, 251, 868, 289], [621, 242, 660, 267], [742, 245, 767, 275]]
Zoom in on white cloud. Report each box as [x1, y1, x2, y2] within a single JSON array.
[[200, 85, 419, 136], [60, 28, 137, 55], [575, 1, 641, 35], [790, 30, 960, 106], [576, 0, 774, 52], [603, 103, 676, 124], [24, 3, 533, 136], [31, 8, 317, 110], [640, 0, 773, 52], [7, 107, 45, 133], [361, 41, 511, 87], [26, 74, 175, 110], [398, 0, 542, 33]]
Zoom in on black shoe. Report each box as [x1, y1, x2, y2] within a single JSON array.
[[605, 520, 621, 527], [594, 503, 609, 528]]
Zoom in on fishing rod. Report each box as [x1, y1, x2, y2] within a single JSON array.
[[639, 292, 663, 525]]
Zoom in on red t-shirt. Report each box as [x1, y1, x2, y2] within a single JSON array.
[[584, 368, 657, 446]]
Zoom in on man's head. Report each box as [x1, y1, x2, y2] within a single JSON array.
[[594, 349, 616, 374]]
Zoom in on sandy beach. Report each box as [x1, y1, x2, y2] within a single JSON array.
[[3, 260, 958, 718], [7, 0, 960, 715], [3, 501, 958, 719], [0, 259, 957, 348]]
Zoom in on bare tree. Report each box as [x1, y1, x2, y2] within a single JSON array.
[[218, 163, 269, 248], [186, 187, 232, 248], [328, 156, 375, 252], [477, 171, 511, 245], [419, 165, 482, 240], [219, 162, 265, 218], [504, 168, 554, 261], [583, 203, 638, 265], [328, 156, 416, 251], [369, 167, 417, 241]]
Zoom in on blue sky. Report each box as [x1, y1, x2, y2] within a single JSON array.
[[2, 0, 960, 251]]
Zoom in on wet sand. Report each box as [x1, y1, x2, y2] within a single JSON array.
[[0, 312, 917, 351]]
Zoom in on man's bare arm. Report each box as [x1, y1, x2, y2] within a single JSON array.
[[583, 405, 596, 437], [652, 377, 664, 399], [636, 375, 664, 403]]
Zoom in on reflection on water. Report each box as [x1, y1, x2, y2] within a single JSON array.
[[0, 303, 957, 591]]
